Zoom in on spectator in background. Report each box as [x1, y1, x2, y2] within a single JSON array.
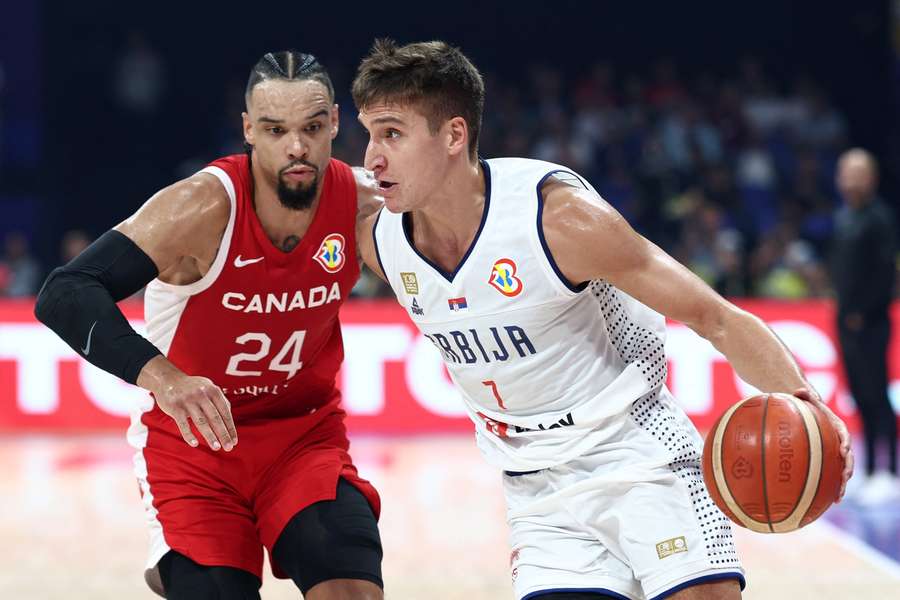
[[735, 127, 778, 235], [60, 229, 92, 264], [756, 237, 828, 299], [0, 59, 5, 175], [789, 151, 837, 255], [786, 240, 829, 297], [0, 232, 42, 297], [658, 101, 723, 174], [0, 263, 9, 294], [112, 31, 166, 117], [107, 31, 170, 197], [793, 89, 847, 150], [673, 196, 726, 285], [644, 57, 685, 107], [831, 148, 898, 505], [713, 229, 749, 297], [532, 112, 595, 176]]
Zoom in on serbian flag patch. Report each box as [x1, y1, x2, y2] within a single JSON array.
[[447, 297, 469, 312]]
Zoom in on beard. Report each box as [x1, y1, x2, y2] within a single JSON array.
[[276, 161, 320, 210]]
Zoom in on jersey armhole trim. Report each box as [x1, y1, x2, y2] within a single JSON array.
[[147, 165, 237, 297], [535, 169, 590, 294]]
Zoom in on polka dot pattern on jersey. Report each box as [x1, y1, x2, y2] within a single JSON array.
[[592, 280, 740, 567], [630, 392, 741, 566], [590, 280, 666, 389]]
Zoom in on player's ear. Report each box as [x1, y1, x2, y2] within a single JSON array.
[[446, 116, 468, 157], [242, 112, 255, 146], [330, 104, 340, 140]]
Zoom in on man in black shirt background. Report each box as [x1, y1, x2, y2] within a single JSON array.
[[832, 148, 898, 505]]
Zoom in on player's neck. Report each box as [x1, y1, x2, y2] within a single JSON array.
[[409, 159, 485, 269]]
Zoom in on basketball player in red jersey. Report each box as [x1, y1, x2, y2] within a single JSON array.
[[35, 52, 383, 600]]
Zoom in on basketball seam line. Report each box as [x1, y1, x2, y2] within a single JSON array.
[[770, 396, 822, 532], [803, 403, 820, 528], [775, 396, 823, 532], [714, 402, 742, 527], [760, 393, 773, 532], [713, 400, 769, 533], [809, 409, 824, 525]]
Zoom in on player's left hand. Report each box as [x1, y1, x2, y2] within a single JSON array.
[[793, 387, 854, 502]]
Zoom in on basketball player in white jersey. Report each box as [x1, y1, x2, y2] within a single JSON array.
[[350, 40, 854, 600]]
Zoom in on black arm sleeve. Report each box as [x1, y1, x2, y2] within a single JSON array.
[[34, 230, 163, 385]]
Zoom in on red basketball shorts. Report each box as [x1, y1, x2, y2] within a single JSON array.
[[128, 396, 380, 580]]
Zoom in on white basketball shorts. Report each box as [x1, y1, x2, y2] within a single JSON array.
[[502, 389, 745, 600]]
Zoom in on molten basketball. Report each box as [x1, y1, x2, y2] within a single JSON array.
[[702, 393, 843, 533]]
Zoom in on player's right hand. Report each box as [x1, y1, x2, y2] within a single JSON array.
[[793, 387, 853, 501], [153, 374, 238, 452]]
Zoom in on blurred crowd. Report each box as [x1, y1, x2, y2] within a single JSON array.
[[465, 57, 853, 302], [0, 37, 897, 301]]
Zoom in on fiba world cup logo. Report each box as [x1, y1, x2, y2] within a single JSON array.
[[731, 455, 754, 479], [488, 258, 523, 297], [313, 233, 346, 273]]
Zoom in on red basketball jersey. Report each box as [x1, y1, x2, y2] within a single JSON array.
[[142, 154, 360, 421]]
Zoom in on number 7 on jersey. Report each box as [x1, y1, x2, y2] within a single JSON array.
[[482, 379, 506, 409]]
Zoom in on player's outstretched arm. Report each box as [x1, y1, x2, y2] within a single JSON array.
[[540, 179, 853, 498], [35, 173, 237, 452], [353, 167, 386, 282]]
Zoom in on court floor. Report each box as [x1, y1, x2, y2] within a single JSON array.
[[1, 434, 898, 599]]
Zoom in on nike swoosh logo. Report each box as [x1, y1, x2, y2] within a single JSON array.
[[81, 321, 97, 355], [234, 255, 264, 268]]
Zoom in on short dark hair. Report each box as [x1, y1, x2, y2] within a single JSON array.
[[352, 39, 485, 159], [245, 51, 334, 105]]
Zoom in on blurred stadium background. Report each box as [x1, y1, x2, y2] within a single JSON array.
[[0, 1, 898, 598]]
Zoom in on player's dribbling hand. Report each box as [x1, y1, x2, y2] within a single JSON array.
[[793, 387, 854, 502]]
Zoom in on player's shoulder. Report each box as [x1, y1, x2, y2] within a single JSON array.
[[114, 166, 233, 261], [351, 165, 379, 192], [532, 163, 615, 234], [207, 152, 248, 169], [485, 155, 592, 195], [329, 156, 351, 170], [132, 170, 231, 242], [485, 156, 565, 174], [485, 156, 577, 173], [353, 167, 383, 222], [350, 164, 375, 190], [174, 171, 231, 221], [486, 156, 590, 193], [319, 158, 359, 205], [327, 157, 355, 183]]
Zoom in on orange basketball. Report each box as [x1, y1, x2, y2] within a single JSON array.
[[701, 393, 843, 533]]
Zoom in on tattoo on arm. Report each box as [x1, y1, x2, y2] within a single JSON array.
[[281, 235, 300, 253]]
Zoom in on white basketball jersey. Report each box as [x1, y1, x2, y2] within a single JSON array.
[[373, 158, 670, 471]]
